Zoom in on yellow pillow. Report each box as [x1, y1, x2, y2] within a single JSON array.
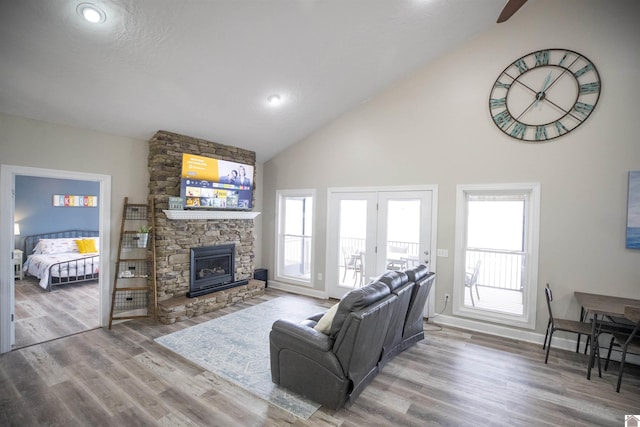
[[76, 239, 98, 254]]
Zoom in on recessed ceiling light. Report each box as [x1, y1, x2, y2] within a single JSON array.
[[267, 94, 282, 106], [77, 3, 106, 24]]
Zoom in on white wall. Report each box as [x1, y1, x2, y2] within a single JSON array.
[[262, 0, 640, 334]]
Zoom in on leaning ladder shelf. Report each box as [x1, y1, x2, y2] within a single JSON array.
[[108, 196, 157, 328]]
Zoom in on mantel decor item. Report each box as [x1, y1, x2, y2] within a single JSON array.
[[168, 196, 184, 210], [489, 48, 601, 142], [627, 171, 640, 249]]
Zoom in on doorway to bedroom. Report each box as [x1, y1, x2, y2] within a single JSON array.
[[13, 175, 100, 349], [0, 164, 112, 354]]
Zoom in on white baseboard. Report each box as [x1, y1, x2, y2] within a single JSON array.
[[431, 314, 639, 364], [432, 314, 545, 345], [268, 280, 328, 300]]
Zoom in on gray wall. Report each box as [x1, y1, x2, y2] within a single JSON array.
[[261, 0, 640, 335], [0, 113, 149, 279]]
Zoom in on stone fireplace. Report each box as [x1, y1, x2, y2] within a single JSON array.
[[148, 130, 265, 324]]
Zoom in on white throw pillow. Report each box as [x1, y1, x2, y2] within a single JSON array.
[[37, 238, 81, 254], [314, 302, 340, 334]]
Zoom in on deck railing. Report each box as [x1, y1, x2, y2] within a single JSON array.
[[338, 240, 523, 292], [282, 234, 311, 276], [339, 238, 420, 259], [466, 248, 524, 292]]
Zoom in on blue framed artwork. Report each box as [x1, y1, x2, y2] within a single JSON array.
[[626, 171, 640, 249]]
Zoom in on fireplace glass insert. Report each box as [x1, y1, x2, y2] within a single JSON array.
[[189, 243, 236, 297]]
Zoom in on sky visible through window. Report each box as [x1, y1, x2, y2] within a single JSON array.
[[467, 200, 525, 252], [285, 197, 312, 236], [339, 200, 420, 243]]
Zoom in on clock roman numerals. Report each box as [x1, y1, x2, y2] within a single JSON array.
[[492, 110, 513, 129], [558, 52, 570, 67], [574, 102, 594, 116], [574, 63, 594, 78], [535, 50, 549, 66], [535, 126, 548, 141], [579, 82, 600, 94], [510, 122, 527, 139], [490, 97, 507, 109], [514, 59, 528, 74], [554, 120, 569, 136]]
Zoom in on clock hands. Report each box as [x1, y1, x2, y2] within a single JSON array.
[[504, 66, 582, 125], [533, 71, 553, 107]]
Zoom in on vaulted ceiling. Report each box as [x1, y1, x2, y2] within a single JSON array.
[[0, 0, 519, 161]]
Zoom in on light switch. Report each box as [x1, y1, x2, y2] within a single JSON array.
[[436, 249, 448, 257]]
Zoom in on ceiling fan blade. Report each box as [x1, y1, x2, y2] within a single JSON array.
[[497, 0, 528, 23]]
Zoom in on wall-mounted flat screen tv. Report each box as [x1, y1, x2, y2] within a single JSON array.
[[180, 153, 254, 209]]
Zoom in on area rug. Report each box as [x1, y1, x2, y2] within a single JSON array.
[[154, 297, 325, 419]]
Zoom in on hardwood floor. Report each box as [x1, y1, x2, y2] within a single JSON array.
[[1, 288, 639, 426], [13, 278, 99, 349]]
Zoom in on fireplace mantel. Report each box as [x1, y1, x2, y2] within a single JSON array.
[[163, 210, 261, 220]]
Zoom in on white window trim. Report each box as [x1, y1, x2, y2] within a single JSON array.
[[452, 182, 540, 329], [274, 189, 315, 287]]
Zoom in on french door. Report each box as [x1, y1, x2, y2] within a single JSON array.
[[327, 187, 435, 312]]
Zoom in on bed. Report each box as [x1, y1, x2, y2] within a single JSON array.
[[23, 230, 100, 291]]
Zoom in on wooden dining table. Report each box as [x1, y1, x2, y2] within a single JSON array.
[[574, 291, 640, 380]]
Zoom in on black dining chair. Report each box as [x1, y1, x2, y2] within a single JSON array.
[[543, 284, 595, 366], [603, 305, 640, 392]]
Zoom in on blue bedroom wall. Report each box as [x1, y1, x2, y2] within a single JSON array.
[[14, 175, 100, 250]]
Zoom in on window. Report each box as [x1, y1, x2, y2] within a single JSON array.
[[453, 183, 540, 329], [275, 190, 314, 285]]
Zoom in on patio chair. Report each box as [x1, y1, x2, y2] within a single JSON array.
[[603, 305, 640, 392], [401, 256, 419, 269], [465, 260, 482, 306], [342, 247, 363, 286], [543, 284, 595, 366], [387, 245, 408, 270]]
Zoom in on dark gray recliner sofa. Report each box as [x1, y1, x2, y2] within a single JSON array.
[[269, 264, 435, 410]]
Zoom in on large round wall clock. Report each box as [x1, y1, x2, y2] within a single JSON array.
[[489, 48, 601, 142]]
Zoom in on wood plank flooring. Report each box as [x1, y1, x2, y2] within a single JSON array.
[[1, 288, 639, 426], [13, 278, 99, 349]]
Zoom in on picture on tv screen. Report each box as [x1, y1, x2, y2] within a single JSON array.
[[180, 153, 253, 209]]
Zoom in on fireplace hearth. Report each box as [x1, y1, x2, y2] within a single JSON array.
[[188, 244, 248, 297]]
